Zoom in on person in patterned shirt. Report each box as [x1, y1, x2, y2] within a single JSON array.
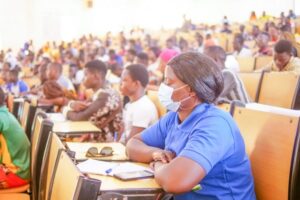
[[63, 60, 123, 142]]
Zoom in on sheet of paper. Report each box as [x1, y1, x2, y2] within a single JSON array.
[[76, 159, 153, 176], [77, 159, 118, 175], [47, 113, 66, 122]]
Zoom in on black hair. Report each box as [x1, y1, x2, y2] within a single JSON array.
[[204, 46, 226, 64], [108, 49, 116, 55], [85, 60, 107, 77], [137, 52, 149, 61], [149, 46, 161, 58], [126, 64, 149, 88], [127, 49, 136, 56], [274, 39, 293, 54], [3, 62, 11, 69], [234, 33, 244, 45], [9, 69, 19, 77], [168, 52, 224, 103], [280, 24, 292, 32]]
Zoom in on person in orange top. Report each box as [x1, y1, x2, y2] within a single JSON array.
[[249, 11, 257, 22]]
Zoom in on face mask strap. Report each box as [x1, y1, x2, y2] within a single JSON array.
[[178, 94, 198, 111], [174, 84, 189, 92]]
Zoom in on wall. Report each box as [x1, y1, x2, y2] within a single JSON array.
[[0, 0, 296, 51]]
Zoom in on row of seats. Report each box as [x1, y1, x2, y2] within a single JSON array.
[[237, 56, 273, 72], [17, 106, 100, 200], [239, 71, 300, 109]]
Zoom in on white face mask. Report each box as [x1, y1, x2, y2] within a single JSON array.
[[158, 83, 189, 112]]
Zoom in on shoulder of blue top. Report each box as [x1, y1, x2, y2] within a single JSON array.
[[192, 184, 202, 191]]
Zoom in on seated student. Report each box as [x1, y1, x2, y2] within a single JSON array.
[[120, 64, 158, 143], [126, 52, 256, 199], [5, 69, 28, 96], [0, 62, 11, 86], [204, 46, 250, 103], [124, 49, 136, 67], [38, 80, 76, 111], [135, 52, 149, 67], [253, 32, 273, 56], [280, 31, 300, 57], [46, 62, 75, 91], [148, 49, 179, 90], [262, 39, 300, 72], [28, 63, 48, 97], [63, 60, 123, 142], [232, 33, 252, 57], [0, 88, 30, 189]]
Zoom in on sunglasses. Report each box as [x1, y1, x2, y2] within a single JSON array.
[[86, 146, 114, 157]]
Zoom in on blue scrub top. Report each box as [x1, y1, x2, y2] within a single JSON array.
[[141, 103, 256, 200]]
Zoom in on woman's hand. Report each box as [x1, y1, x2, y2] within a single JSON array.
[[152, 150, 176, 163]]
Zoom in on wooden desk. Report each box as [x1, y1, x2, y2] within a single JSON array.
[[87, 162, 162, 197], [53, 121, 100, 135], [66, 142, 129, 161]]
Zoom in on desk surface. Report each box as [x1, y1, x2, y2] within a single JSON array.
[[66, 142, 129, 161], [87, 162, 161, 192], [53, 121, 100, 134]]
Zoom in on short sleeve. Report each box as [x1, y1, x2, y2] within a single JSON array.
[[132, 103, 156, 128], [141, 113, 172, 149], [179, 116, 234, 174]]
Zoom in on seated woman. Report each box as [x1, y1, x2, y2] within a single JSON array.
[[126, 52, 256, 199], [0, 87, 30, 189]]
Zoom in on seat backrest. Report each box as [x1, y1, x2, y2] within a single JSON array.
[[236, 57, 255, 72], [254, 56, 273, 70], [239, 72, 263, 102], [48, 150, 82, 200], [48, 150, 100, 200], [20, 101, 30, 129], [39, 133, 66, 200], [147, 90, 166, 118], [233, 106, 300, 200], [217, 103, 231, 112], [258, 72, 300, 109], [12, 99, 22, 119], [31, 111, 53, 200]]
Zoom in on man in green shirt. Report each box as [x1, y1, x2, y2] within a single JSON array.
[[0, 88, 30, 188]]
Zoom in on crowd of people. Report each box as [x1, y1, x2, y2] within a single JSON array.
[[0, 9, 299, 199]]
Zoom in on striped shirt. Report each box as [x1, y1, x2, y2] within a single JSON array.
[[218, 69, 250, 104]]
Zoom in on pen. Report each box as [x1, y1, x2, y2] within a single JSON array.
[[105, 164, 120, 175], [114, 132, 118, 142]]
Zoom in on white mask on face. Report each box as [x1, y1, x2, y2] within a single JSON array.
[[158, 83, 189, 112]]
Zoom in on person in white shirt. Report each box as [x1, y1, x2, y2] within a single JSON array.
[[232, 34, 252, 57], [120, 64, 158, 143]]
